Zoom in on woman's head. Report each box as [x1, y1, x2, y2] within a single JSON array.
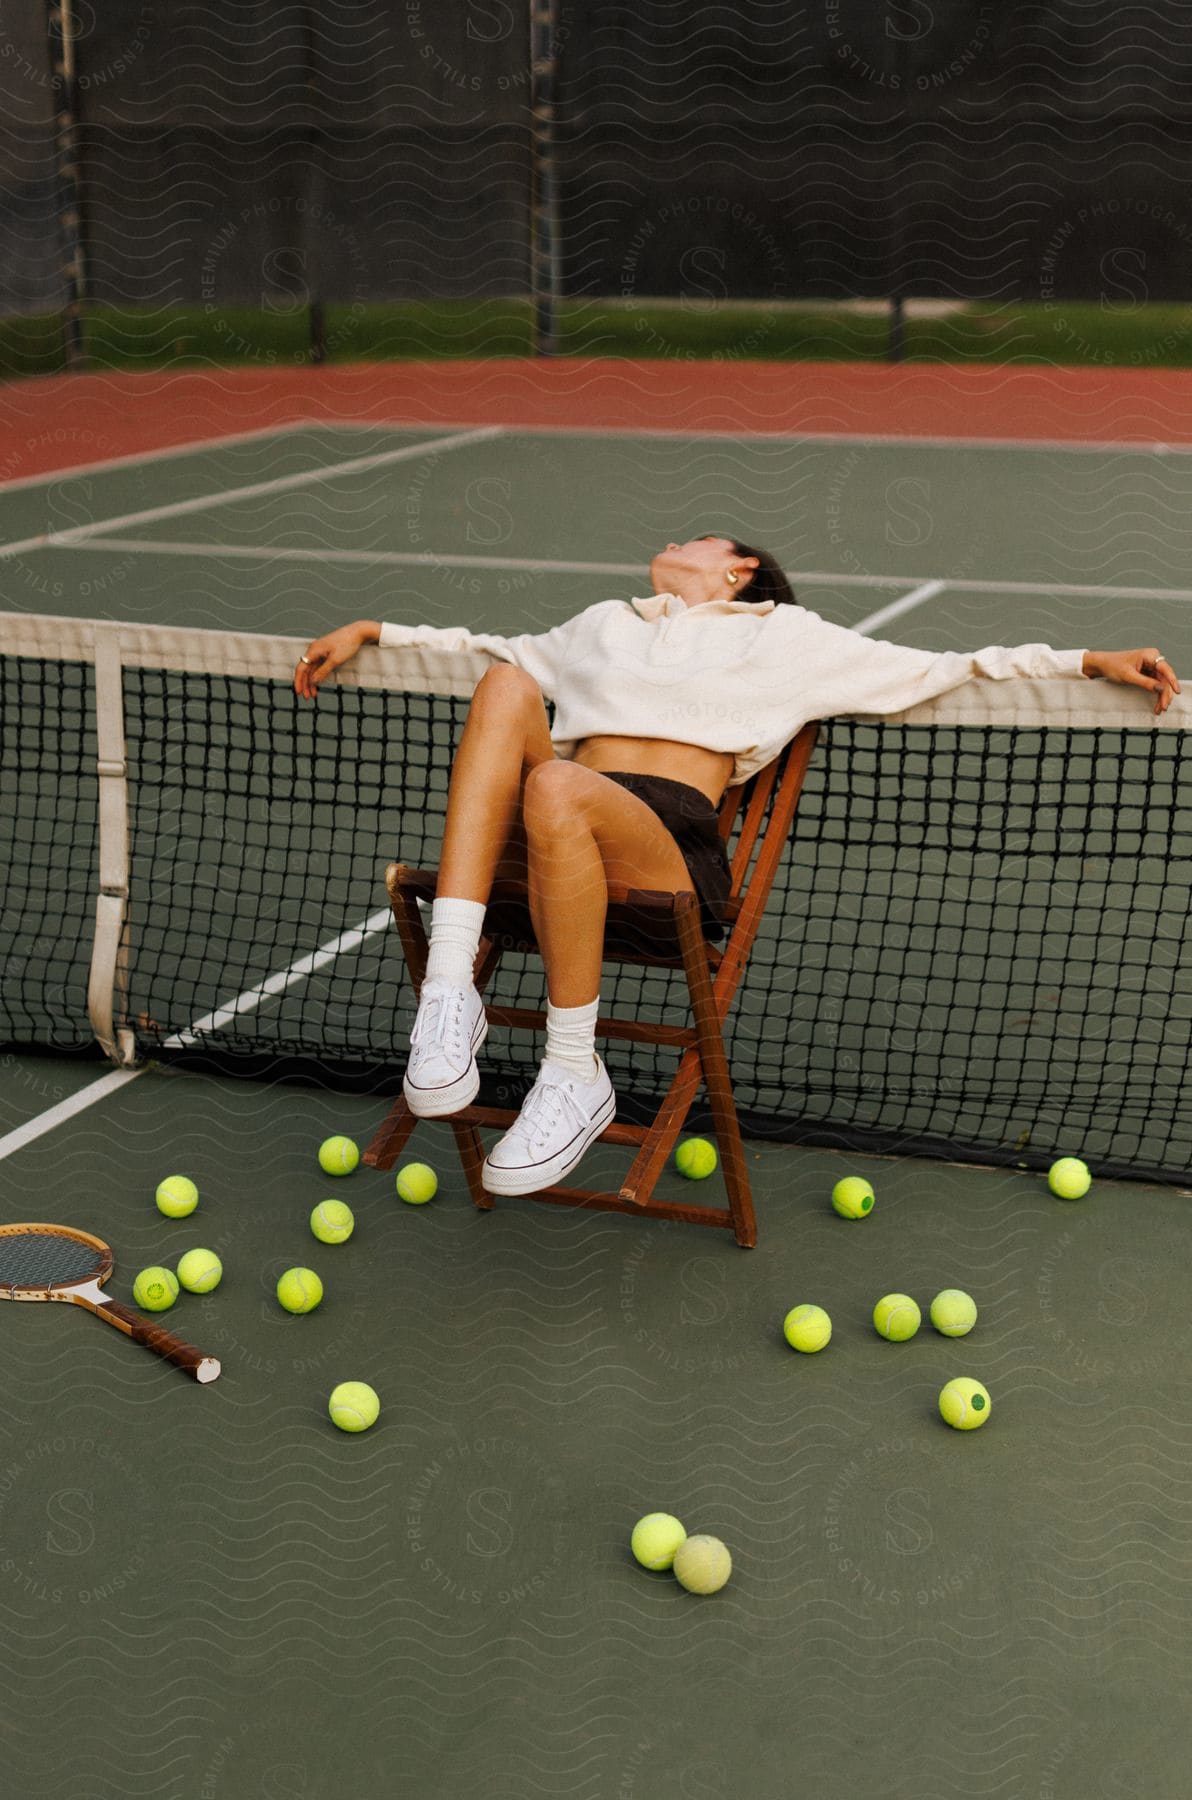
[[650, 535, 797, 609]]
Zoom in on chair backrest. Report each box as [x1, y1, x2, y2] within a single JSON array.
[[716, 725, 818, 900]]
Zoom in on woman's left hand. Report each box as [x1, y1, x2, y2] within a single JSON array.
[[1084, 648, 1182, 715]]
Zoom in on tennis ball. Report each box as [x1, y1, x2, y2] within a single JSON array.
[[155, 1175, 198, 1218], [675, 1137, 718, 1179], [396, 1162, 438, 1205], [630, 1513, 687, 1570], [930, 1288, 977, 1337], [672, 1534, 732, 1595], [939, 1377, 991, 1430], [328, 1381, 380, 1432], [176, 1249, 222, 1294], [133, 1265, 179, 1312], [318, 1135, 359, 1176], [831, 1176, 874, 1219], [783, 1304, 832, 1352], [277, 1267, 323, 1314], [873, 1293, 921, 1341], [310, 1200, 355, 1244], [1048, 1156, 1091, 1200]]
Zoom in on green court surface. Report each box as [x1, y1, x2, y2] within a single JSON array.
[[2, 422, 1192, 1796]]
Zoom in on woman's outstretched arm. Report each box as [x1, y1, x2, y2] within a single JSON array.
[[293, 610, 589, 703], [768, 607, 1182, 722]]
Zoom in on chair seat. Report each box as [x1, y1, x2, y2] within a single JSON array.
[[400, 867, 736, 968]]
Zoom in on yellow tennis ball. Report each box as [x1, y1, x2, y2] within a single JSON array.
[[672, 1534, 732, 1595], [783, 1304, 832, 1352], [318, 1135, 359, 1176], [396, 1162, 438, 1205], [675, 1138, 718, 1180], [277, 1267, 323, 1314], [155, 1175, 198, 1218], [1048, 1157, 1091, 1199], [133, 1265, 179, 1311], [930, 1288, 977, 1337], [939, 1377, 991, 1430], [310, 1200, 355, 1244], [630, 1512, 687, 1570], [831, 1176, 874, 1219], [873, 1293, 921, 1341], [176, 1249, 222, 1294], [328, 1381, 380, 1432]]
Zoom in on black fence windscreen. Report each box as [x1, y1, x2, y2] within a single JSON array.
[[2, 3, 1192, 319], [0, 0, 64, 316]]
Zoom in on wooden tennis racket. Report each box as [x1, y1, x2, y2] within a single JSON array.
[[0, 1223, 220, 1383]]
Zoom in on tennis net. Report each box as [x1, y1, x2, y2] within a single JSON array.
[[3, 610, 1190, 1186]]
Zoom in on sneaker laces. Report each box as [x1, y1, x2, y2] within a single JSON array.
[[410, 983, 468, 1059], [513, 1068, 594, 1150]]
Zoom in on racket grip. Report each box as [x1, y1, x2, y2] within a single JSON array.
[[99, 1298, 222, 1383]]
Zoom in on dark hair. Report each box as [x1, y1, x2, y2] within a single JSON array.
[[729, 540, 798, 608]]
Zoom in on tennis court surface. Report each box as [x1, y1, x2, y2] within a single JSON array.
[[3, 390, 1192, 1797]]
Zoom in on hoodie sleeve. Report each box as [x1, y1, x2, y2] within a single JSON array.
[[377, 612, 581, 699], [775, 607, 1088, 721]]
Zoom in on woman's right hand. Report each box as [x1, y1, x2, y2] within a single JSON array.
[[293, 621, 378, 701]]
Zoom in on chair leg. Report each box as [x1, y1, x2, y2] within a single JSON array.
[[452, 1118, 494, 1211], [363, 1106, 419, 1171], [673, 902, 757, 1248]]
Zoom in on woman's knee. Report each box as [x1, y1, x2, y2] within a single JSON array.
[[522, 759, 582, 815], [470, 665, 554, 762], [472, 664, 544, 714]]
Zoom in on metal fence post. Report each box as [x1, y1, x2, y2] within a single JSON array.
[[529, 0, 561, 356]]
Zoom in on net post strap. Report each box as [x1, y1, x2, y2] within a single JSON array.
[[87, 622, 136, 1066]]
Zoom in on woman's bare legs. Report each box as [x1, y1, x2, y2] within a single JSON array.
[[521, 762, 693, 1005], [437, 666, 696, 1007], [435, 666, 556, 902]]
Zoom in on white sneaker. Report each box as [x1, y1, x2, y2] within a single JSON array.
[[403, 977, 488, 1118], [482, 1056, 617, 1196]]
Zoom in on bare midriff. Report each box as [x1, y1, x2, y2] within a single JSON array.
[[570, 734, 735, 808]]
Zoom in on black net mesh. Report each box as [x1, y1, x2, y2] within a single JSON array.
[[0, 656, 99, 1052], [4, 641, 1192, 1185], [0, 1230, 105, 1289]]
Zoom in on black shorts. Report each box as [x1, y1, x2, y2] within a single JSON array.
[[599, 771, 733, 944]]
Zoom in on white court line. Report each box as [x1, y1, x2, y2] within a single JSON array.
[[59, 536, 648, 579], [160, 907, 394, 1048], [856, 581, 946, 633], [0, 418, 325, 495], [0, 1068, 145, 1158], [0, 907, 397, 1155], [45, 536, 1192, 603], [46, 425, 502, 546], [313, 416, 1192, 457]]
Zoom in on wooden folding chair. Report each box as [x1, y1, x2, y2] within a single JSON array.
[[363, 723, 820, 1246]]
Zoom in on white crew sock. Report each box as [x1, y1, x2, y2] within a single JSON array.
[[544, 994, 602, 1082], [424, 896, 487, 989]]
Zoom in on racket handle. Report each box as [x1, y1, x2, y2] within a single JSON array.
[[98, 1298, 222, 1383]]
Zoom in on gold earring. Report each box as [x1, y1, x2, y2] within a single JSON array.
[[726, 570, 738, 585]]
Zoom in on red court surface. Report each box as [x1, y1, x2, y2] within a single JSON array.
[[3, 357, 1192, 485]]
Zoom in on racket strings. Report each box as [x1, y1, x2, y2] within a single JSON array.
[[0, 1231, 104, 1288]]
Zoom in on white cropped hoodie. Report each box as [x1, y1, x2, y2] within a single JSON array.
[[379, 593, 1088, 786]]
